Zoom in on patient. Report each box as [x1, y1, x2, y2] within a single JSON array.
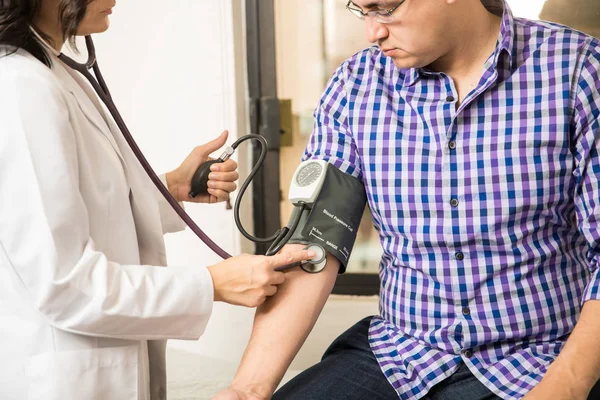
[[213, 0, 600, 399]]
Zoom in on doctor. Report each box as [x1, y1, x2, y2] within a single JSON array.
[[0, 0, 315, 399]]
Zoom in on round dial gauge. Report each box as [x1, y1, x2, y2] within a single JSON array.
[[296, 162, 323, 187]]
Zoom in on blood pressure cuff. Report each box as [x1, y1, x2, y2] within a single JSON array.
[[287, 164, 367, 273]]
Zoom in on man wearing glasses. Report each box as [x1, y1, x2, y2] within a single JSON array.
[[214, 0, 600, 399]]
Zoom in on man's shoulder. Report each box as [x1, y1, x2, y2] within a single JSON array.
[[514, 17, 597, 55], [334, 46, 407, 87]]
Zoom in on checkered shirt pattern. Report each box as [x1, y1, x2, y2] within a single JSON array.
[[302, 2, 600, 399]]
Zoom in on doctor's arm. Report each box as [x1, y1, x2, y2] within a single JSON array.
[[0, 72, 310, 340], [0, 72, 217, 340]]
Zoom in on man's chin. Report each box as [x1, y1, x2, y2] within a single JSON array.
[[391, 55, 429, 71]]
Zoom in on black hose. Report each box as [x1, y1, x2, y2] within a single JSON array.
[[265, 202, 306, 256], [232, 134, 281, 244]]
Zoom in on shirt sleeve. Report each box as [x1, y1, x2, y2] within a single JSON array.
[[571, 38, 600, 303], [303, 62, 363, 180], [0, 69, 213, 341]]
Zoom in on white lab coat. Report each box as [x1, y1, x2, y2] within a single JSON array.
[[0, 47, 215, 400]]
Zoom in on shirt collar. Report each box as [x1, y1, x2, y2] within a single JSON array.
[[494, 0, 515, 69], [402, 0, 515, 87]]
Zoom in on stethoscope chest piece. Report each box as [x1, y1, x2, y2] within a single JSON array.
[[301, 243, 327, 273]]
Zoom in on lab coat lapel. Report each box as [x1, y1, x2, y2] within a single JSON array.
[[101, 102, 168, 266], [51, 55, 166, 266], [99, 89, 170, 400], [51, 58, 127, 167], [50, 52, 170, 400]]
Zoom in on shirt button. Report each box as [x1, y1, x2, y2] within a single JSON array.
[[446, 95, 455, 102], [455, 252, 464, 260], [448, 141, 456, 150], [463, 349, 473, 358], [462, 307, 470, 316], [450, 198, 459, 207]]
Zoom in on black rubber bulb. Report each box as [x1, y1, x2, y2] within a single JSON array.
[[189, 159, 223, 198]]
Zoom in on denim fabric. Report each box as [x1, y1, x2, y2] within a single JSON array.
[[274, 317, 600, 399]]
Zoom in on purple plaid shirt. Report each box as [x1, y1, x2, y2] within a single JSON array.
[[303, 2, 600, 399]]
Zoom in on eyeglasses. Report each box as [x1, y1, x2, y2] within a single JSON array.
[[345, 0, 406, 24]]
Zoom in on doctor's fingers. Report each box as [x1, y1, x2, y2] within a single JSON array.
[[211, 158, 238, 172], [268, 249, 316, 270], [207, 187, 236, 202], [208, 170, 239, 183], [265, 285, 280, 297], [268, 270, 286, 285], [207, 179, 237, 192]]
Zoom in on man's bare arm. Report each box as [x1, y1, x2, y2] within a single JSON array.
[[223, 244, 339, 399]]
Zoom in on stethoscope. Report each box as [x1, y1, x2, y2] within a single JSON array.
[[30, 30, 326, 273]]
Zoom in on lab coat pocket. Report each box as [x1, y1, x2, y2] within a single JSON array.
[[27, 345, 139, 400]]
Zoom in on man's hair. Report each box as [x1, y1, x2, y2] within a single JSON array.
[[480, 0, 504, 14], [0, 0, 90, 66]]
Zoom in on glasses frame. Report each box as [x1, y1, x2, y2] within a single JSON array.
[[345, 0, 407, 23]]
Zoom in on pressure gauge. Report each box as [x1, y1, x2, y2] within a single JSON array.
[[288, 160, 328, 205], [296, 162, 323, 187]]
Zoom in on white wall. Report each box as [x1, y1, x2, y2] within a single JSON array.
[[90, 0, 252, 270]]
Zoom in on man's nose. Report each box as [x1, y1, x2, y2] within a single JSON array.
[[365, 17, 389, 44]]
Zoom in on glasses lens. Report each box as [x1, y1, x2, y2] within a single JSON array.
[[374, 12, 395, 23], [347, 5, 365, 19]]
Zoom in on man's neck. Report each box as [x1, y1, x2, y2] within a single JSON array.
[[429, 7, 502, 82]]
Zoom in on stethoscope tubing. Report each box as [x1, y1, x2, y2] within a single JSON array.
[[31, 32, 326, 271], [56, 35, 233, 259]]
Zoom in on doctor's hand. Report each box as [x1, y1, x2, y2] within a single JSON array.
[[207, 249, 315, 308], [166, 130, 238, 204]]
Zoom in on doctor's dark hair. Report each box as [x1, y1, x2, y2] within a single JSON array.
[[0, 0, 90, 66]]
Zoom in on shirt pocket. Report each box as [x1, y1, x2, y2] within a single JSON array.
[[27, 345, 139, 400]]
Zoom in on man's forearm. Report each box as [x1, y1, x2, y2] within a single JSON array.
[[229, 247, 339, 398], [539, 299, 600, 395]]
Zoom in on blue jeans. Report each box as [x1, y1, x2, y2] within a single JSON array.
[[273, 316, 600, 400]]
